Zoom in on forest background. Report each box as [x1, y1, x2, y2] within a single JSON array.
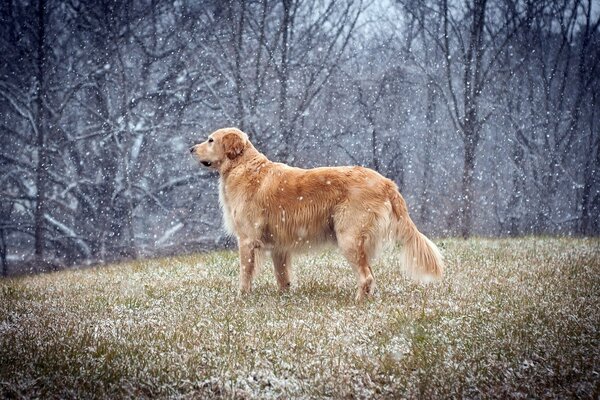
[[1, 0, 598, 273]]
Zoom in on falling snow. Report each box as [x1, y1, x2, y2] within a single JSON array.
[[0, 1, 599, 396]]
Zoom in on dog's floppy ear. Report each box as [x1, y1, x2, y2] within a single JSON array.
[[222, 132, 245, 160]]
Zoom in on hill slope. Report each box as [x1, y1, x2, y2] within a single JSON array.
[[1, 238, 599, 398]]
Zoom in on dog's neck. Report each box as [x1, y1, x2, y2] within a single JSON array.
[[219, 144, 268, 179]]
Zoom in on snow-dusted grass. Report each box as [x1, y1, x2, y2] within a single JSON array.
[[1, 238, 599, 398]]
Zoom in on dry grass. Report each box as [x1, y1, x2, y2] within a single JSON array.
[[1, 238, 599, 399]]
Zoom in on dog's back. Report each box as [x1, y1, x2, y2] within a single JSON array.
[[244, 163, 394, 252]]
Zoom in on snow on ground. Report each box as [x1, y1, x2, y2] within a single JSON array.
[[0, 237, 599, 398]]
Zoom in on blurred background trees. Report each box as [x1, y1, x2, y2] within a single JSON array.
[[1, 0, 598, 274]]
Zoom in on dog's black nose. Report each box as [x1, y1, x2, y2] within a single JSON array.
[[189, 146, 195, 153]]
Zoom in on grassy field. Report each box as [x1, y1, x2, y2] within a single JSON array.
[[1, 238, 599, 399]]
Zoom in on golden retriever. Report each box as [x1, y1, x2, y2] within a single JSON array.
[[190, 127, 444, 301]]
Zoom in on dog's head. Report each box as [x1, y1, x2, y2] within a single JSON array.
[[190, 127, 249, 171]]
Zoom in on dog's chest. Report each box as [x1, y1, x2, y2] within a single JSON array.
[[218, 179, 236, 235]]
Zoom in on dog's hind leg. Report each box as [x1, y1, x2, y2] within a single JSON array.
[[337, 231, 375, 302], [272, 250, 292, 291]]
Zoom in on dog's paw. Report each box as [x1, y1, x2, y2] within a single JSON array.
[[238, 285, 252, 296], [355, 276, 375, 303]]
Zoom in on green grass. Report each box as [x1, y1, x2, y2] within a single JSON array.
[[1, 238, 599, 398]]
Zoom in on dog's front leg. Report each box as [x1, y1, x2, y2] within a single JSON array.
[[238, 238, 263, 295]]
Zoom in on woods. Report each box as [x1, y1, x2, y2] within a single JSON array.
[[1, 0, 599, 271]]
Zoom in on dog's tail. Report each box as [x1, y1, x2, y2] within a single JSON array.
[[388, 186, 444, 282]]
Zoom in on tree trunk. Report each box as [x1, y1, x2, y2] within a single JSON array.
[[461, 134, 477, 238], [419, 81, 437, 226], [110, 199, 137, 259], [33, 0, 48, 260], [120, 158, 137, 259], [579, 134, 599, 235], [507, 133, 526, 236], [576, 7, 599, 236], [357, 86, 380, 172], [1, 229, 7, 277], [233, 0, 246, 130], [371, 127, 380, 173], [458, 0, 486, 238], [278, 0, 292, 162]]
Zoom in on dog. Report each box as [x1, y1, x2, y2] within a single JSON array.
[[190, 127, 444, 301]]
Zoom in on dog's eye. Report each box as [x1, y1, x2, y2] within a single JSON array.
[[208, 138, 214, 143]]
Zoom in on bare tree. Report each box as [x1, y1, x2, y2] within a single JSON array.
[[442, 0, 487, 237], [0, 0, 90, 266], [432, 0, 530, 237], [494, 0, 600, 234], [197, 0, 364, 162], [32, 0, 49, 260]]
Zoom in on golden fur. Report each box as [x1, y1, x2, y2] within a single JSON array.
[[191, 127, 444, 300]]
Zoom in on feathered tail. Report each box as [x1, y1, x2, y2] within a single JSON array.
[[388, 187, 444, 282]]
